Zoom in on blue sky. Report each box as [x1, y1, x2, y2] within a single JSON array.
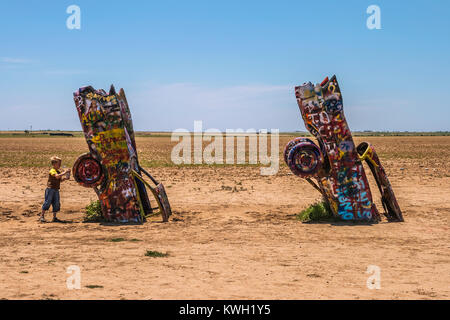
[[0, 0, 449, 131]]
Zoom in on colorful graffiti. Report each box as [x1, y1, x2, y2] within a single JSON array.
[[286, 75, 403, 222], [72, 85, 171, 223], [357, 142, 403, 221]]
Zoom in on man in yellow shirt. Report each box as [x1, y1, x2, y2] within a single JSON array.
[[40, 156, 70, 223]]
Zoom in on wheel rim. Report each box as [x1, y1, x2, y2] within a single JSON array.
[[73, 155, 104, 187], [284, 137, 315, 165], [287, 142, 323, 178]]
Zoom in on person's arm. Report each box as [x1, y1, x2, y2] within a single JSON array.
[[53, 169, 70, 180], [61, 169, 71, 181]]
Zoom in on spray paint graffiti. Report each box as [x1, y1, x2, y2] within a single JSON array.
[[72, 85, 172, 223], [357, 142, 403, 221], [285, 75, 403, 222]]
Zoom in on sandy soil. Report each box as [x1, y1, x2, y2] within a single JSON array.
[[0, 136, 449, 299]]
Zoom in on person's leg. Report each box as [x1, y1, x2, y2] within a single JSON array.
[[52, 190, 61, 222], [40, 208, 46, 221], [41, 188, 53, 221]]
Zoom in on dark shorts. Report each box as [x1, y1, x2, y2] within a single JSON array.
[[42, 188, 60, 212]]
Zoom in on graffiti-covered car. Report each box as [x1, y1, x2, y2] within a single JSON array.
[[285, 75, 403, 222], [72, 85, 171, 223]]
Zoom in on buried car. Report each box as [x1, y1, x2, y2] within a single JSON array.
[[72, 85, 171, 223], [285, 75, 403, 222]]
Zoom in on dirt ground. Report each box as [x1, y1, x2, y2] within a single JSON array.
[[0, 136, 449, 299]]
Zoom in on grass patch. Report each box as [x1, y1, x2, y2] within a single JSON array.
[[130, 238, 142, 242], [85, 285, 103, 289], [297, 201, 335, 222], [84, 200, 103, 222], [145, 250, 169, 258]]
